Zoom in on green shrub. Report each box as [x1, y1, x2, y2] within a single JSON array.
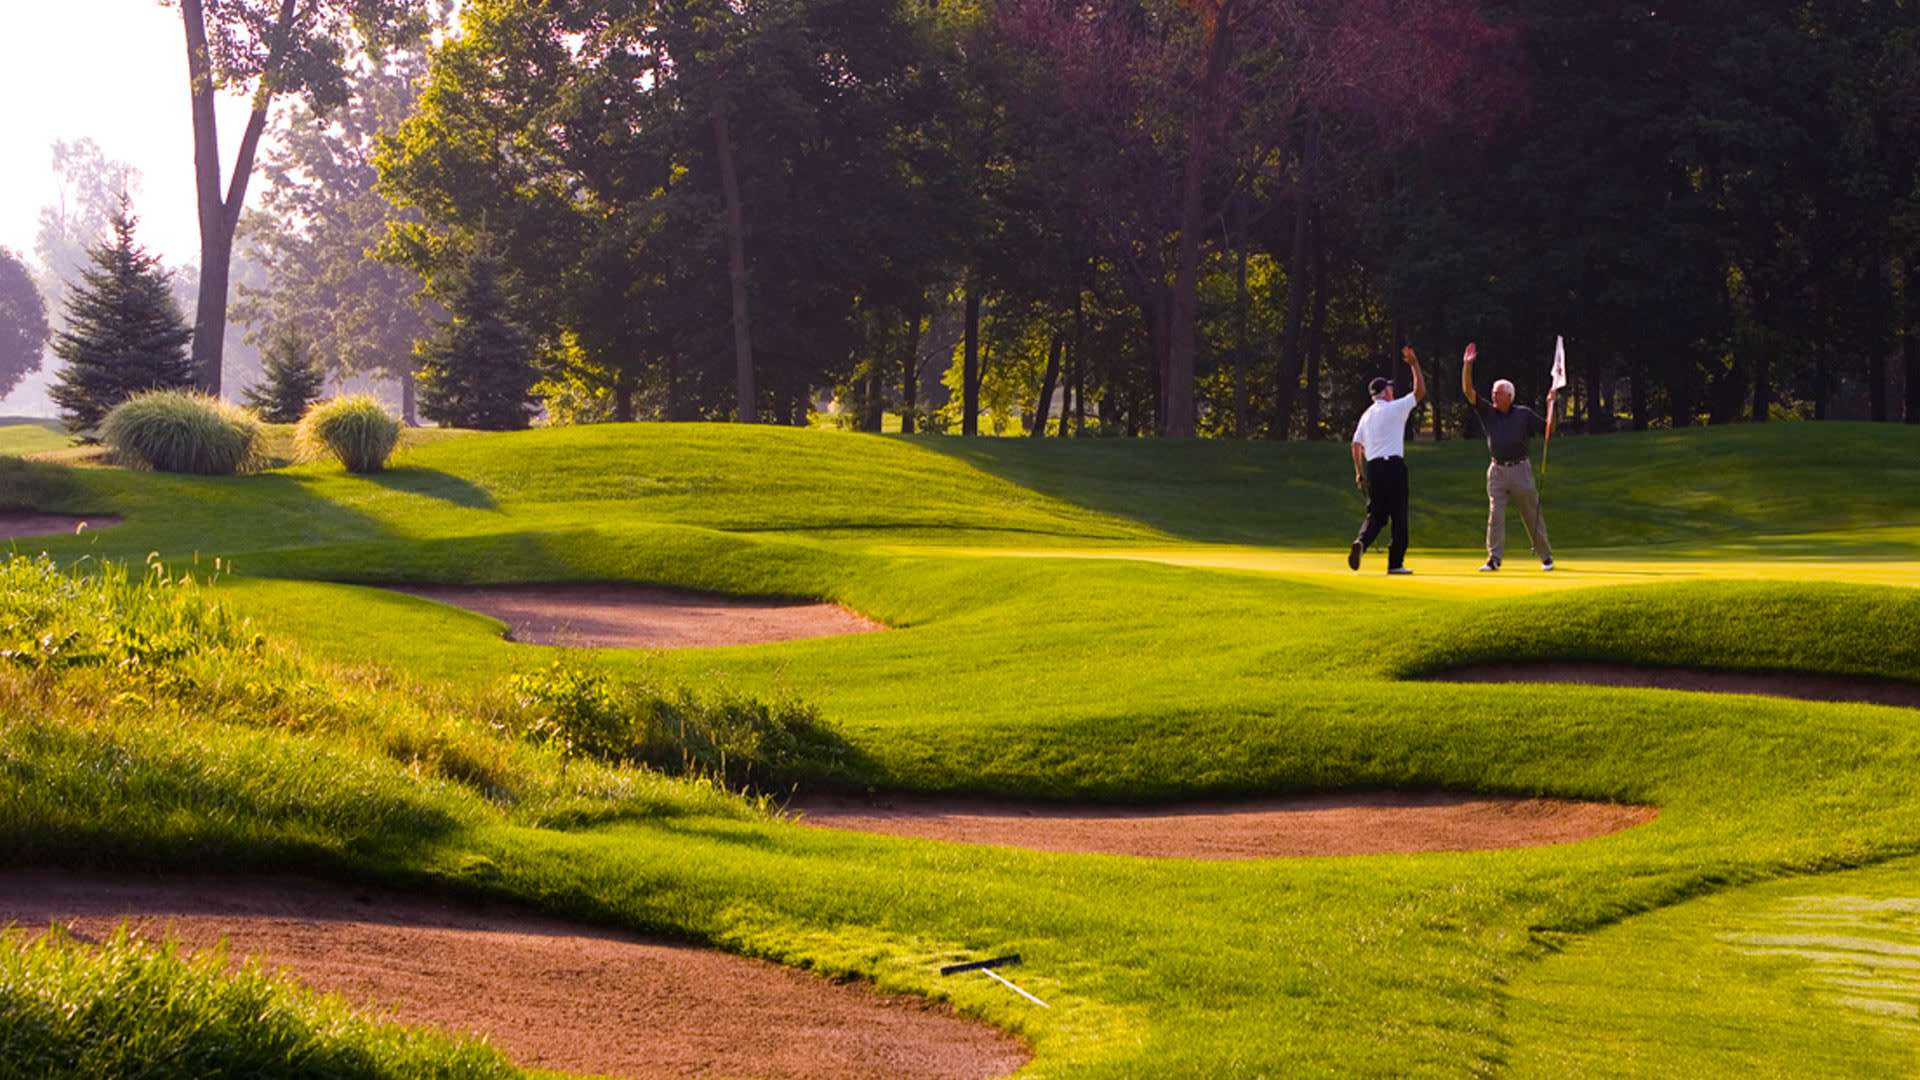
[[510, 660, 849, 790], [99, 390, 261, 475], [296, 395, 402, 473], [0, 927, 518, 1080]]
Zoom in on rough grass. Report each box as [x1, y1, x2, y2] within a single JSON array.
[[0, 419, 67, 456]]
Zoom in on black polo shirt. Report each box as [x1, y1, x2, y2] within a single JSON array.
[[1473, 400, 1547, 463]]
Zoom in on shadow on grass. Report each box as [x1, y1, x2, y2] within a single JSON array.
[[361, 466, 499, 511]]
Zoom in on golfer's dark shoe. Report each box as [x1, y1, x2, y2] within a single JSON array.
[[1479, 557, 1501, 572], [1387, 566, 1413, 575], [1541, 558, 1555, 571], [1348, 540, 1364, 571]]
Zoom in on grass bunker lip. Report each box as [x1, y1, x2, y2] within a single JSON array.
[[1424, 661, 1920, 710], [385, 582, 886, 649], [0, 871, 1030, 1080], [788, 790, 1657, 859], [0, 511, 121, 538]]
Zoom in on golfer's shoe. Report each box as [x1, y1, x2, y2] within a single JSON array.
[[1478, 557, 1501, 572], [1348, 540, 1364, 571], [1387, 566, 1413, 575], [1541, 558, 1555, 571]]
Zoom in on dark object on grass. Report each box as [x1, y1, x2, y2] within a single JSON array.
[[939, 953, 1048, 1007], [939, 954, 1020, 976]]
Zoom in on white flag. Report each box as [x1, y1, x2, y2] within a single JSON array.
[[1551, 336, 1568, 391]]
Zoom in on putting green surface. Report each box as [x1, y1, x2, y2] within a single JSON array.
[[913, 542, 1920, 592], [5, 420, 1920, 1079]]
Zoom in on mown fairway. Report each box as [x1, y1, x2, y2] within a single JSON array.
[[5, 420, 1920, 1078]]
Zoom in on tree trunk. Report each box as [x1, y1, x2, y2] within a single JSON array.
[[1232, 195, 1250, 439], [1907, 258, 1920, 424], [714, 106, 755, 423], [1750, 338, 1771, 423], [614, 368, 635, 422], [1163, 24, 1234, 439], [1906, 321, 1919, 424], [1031, 334, 1062, 437], [1630, 361, 1649, 431], [962, 285, 980, 435], [181, 0, 293, 396], [1667, 358, 1690, 428], [1271, 119, 1319, 440], [401, 367, 417, 426], [1814, 348, 1829, 420], [1583, 351, 1602, 433], [1305, 229, 1330, 440], [901, 312, 921, 435]]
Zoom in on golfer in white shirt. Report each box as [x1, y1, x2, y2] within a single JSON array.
[[1348, 346, 1427, 574]]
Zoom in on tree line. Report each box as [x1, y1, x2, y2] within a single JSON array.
[[9, 0, 1917, 439]]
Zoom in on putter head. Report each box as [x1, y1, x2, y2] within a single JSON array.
[[940, 954, 1021, 976]]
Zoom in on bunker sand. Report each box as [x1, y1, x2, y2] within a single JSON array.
[[790, 790, 1656, 859], [389, 582, 886, 649], [0, 511, 120, 538], [0, 872, 1029, 1080]]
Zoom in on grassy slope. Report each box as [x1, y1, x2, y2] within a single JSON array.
[[5, 421, 1920, 1078], [0, 419, 68, 456]]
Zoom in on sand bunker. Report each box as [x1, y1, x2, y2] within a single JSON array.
[[1430, 662, 1920, 710], [390, 583, 886, 649], [0, 511, 119, 538], [0, 872, 1027, 1080], [789, 790, 1655, 859]]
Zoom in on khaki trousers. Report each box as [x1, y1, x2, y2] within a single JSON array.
[[1487, 460, 1551, 563]]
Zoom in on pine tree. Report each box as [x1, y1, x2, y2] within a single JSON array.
[[241, 326, 327, 423], [415, 249, 538, 430], [49, 202, 195, 434]]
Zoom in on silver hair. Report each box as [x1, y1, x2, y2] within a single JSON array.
[[1492, 379, 1516, 397]]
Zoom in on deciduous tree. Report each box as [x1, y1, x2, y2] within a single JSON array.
[[169, 0, 427, 393]]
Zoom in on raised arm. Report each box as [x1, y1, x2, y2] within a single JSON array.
[[1403, 346, 1427, 404], [1545, 388, 1558, 437], [1459, 343, 1478, 404]]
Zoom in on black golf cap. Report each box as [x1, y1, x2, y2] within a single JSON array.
[[1368, 376, 1391, 398]]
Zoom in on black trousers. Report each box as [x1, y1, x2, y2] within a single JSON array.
[[1357, 456, 1409, 569]]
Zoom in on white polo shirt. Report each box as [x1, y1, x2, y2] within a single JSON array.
[[1351, 394, 1419, 460]]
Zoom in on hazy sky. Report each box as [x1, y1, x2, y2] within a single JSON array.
[[1, 1, 256, 271]]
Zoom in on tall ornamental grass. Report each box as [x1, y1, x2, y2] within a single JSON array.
[[0, 927, 519, 1080], [296, 395, 401, 473], [99, 390, 261, 475]]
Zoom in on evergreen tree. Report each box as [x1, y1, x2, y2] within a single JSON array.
[[241, 326, 327, 422], [415, 249, 537, 430], [49, 202, 195, 434]]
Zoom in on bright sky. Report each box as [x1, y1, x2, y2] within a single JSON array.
[[0, 0, 256, 271]]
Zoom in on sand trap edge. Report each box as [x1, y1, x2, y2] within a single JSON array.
[[787, 789, 1658, 860]]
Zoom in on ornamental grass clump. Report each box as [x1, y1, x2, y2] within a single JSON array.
[[296, 395, 402, 473], [99, 390, 261, 475]]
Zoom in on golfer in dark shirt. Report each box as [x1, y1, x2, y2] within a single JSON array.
[[1460, 343, 1555, 571]]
